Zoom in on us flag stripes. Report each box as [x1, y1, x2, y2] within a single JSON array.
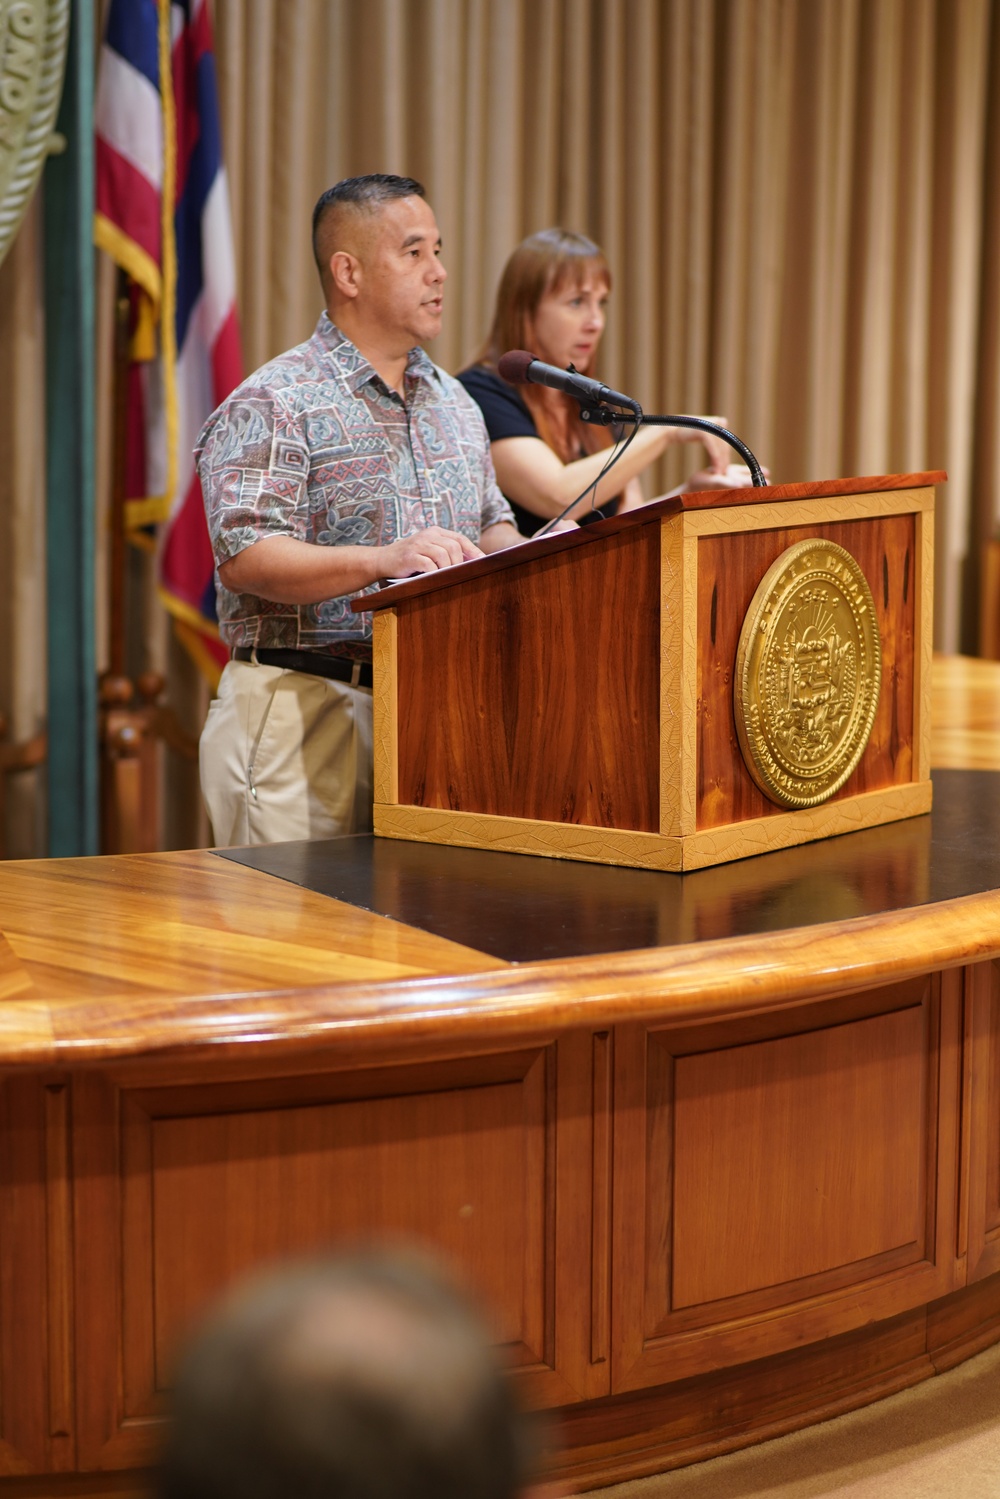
[[95, 0, 241, 683]]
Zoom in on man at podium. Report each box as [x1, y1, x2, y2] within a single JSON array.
[[196, 175, 521, 848]]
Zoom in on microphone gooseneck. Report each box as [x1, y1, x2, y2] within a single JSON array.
[[497, 349, 766, 489]]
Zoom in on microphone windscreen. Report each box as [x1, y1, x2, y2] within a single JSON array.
[[497, 349, 535, 385]]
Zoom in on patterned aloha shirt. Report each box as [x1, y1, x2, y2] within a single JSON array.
[[196, 313, 515, 659]]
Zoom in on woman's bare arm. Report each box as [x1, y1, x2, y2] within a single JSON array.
[[490, 420, 733, 520]]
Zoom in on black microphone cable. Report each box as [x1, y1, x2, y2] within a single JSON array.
[[533, 410, 644, 538]]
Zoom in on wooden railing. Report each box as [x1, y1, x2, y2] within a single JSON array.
[[1, 675, 200, 859], [98, 671, 198, 854], [0, 714, 46, 860]]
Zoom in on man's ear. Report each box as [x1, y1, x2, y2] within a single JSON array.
[[329, 250, 361, 300]]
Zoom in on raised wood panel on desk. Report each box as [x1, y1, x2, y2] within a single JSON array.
[[696, 514, 916, 829], [71, 1036, 608, 1470], [965, 959, 1000, 1282], [611, 976, 964, 1392], [395, 525, 660, 831], [0, 1078, 70, 1475], [671, 1004, 927, 1307]]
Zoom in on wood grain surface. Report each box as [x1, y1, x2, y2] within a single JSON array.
[[658, 523, 698, 837], [0, 654, 989, 1070], [396, 525, 661, 831], [680, 485, 933, 539], [359, 471, 946, 615], [371, 609, 399, 804], [0, 848, 503, 1065], [0, 844, 995, 1069], [931, 654, 1000, 769], [697, 514, 916, 827], [610, 973, 964, 1394], [375, 779, 931, 872], [376, 478, 934, 868], [676, 780, 931, 866], [72, 1038, 607, 1469], [0, 651, 997, 1499], [965, 958, 1000, 1284], [670, 1000, 929, 1306], [374, 802, 686, 869], [0, 931, 31, 1001]]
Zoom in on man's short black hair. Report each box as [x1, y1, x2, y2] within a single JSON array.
[[312, 174, 427, 290], [157, 1251, 532, 1499], [312, 174, 426, 238]]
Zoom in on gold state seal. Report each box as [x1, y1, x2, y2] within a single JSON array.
[[734, 539, 881, 808]]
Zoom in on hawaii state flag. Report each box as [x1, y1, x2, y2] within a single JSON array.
[[95, 0, 241, 685]]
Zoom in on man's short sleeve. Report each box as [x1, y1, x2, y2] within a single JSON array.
[[196, 387, 310, 565], [457, 365, 539, 443]]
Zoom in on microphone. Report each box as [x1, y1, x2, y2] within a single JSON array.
[[498, 348, 767, 489], [497, 349, 642, 415]]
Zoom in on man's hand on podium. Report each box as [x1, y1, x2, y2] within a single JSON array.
[[383, 526, 483, 576]]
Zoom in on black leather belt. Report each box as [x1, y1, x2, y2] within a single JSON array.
[[232, 646, 373, 689]]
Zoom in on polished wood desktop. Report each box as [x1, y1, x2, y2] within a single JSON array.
[[0, 656, 998, 1492]]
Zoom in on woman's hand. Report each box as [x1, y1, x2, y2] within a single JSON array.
[[697, 420, 733, 475], [682, 462, 769, 492]]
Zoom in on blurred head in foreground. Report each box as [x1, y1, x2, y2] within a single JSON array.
[[158, 1252, 531, 1499]]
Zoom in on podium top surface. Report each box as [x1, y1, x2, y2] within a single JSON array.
[[356, 469, 945, 614]]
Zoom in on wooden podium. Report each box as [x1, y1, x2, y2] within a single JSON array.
[[359, 472, 941, 871]]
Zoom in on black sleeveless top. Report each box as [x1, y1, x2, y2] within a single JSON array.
[[457, 364, 621, 536]]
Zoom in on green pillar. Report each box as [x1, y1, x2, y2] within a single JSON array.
[[43, 0, 97, 856]]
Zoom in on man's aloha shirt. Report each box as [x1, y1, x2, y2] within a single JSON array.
[[196, 313, 515, 659]]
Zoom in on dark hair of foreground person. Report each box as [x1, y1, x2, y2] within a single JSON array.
[[158, 1251, 534, 1499]]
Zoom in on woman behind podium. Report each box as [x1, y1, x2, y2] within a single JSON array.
[[458, 228, 755, 536]]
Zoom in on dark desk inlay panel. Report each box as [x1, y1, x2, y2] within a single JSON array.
[[216, 770, 1000, 963]]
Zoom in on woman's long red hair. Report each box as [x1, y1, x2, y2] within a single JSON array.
[[478, 229, 614, 464]]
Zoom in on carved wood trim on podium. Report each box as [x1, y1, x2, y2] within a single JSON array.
[[363, 474, 942, 871]]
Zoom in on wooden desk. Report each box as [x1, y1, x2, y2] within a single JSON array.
[[0, 656, 999, 1492], [931, 653, 1000, 769]]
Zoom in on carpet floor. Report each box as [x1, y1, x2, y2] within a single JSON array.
[[594, 1340, 1000, 1497]]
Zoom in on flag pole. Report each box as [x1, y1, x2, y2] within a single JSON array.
[[108, 269, 130, 681], [44, 0, 98, 857]]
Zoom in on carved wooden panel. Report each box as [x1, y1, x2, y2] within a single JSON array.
[[72, 1038, 607, 1470], [611, 976, 965, 1392]]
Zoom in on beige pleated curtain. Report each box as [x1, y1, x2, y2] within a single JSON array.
[[0, 0, 998, 856]]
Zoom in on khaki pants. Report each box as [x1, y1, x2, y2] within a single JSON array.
[[200, 660, 374, 846]]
